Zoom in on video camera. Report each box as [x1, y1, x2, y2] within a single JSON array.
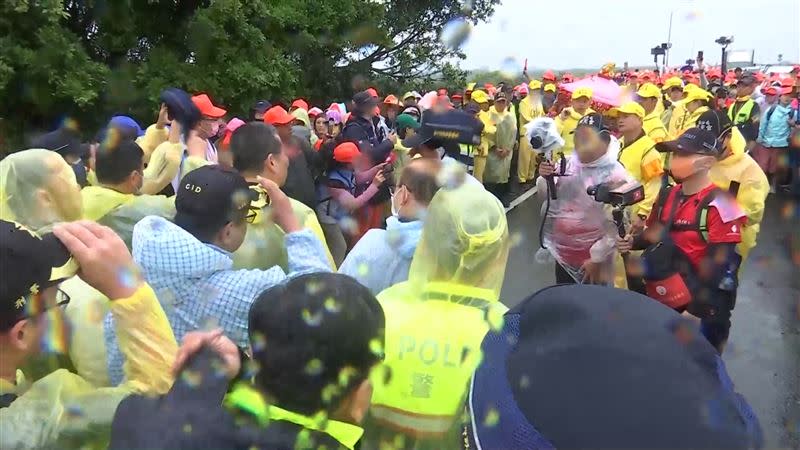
[[586, 179, 645, 207]]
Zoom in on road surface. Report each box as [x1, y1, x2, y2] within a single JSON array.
[[500, 190, 800, 449]]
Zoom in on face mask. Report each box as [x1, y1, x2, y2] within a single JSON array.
[[668, 156, 697, 182]]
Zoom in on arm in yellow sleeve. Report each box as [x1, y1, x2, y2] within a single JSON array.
[[636, 150, 665, 218], [113, 283, 177, 395], [135, 124, 169, 165], [141, 141, 183, 195], [738, 176, 768, 227], [302, 212, 336, 269]]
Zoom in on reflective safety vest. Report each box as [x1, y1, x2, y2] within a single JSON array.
[[369, 282, 506, 440], [727, 98, 755, 125], [458, 144, 475, 174]]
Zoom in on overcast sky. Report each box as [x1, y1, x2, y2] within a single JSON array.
[[460, 0, 800, 70]]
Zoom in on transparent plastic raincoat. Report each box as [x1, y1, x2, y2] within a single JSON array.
[[82, 186, 175, 249], [0, 285, 177, 450], [365, 182, 509, 448], [0, 149, 83, 229], [484, 105, 517, 184], [536, 136, 632, 283], [233, 184, 334, 271], [710, 127, 769, 262]]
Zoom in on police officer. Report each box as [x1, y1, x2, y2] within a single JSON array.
[[617, 128, 745, 354], [728, 73, 761, 147], [362, 182, 509, 449]]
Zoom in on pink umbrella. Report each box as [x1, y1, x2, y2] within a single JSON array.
[[560, 76, 624, 107]]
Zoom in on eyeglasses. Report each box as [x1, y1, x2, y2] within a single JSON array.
[[55, 288, 71, 308], [245, 208, 258, 224]]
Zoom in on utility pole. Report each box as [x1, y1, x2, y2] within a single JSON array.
[[665, 11, 674, 68]]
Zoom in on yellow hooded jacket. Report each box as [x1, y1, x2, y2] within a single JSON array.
[[643, 111, 668, 143], [0, 284, 176, 450], [666, 103, 688, 139], [233, 184, 335, 271], [556, 107, 595, 156], [618, 133, 664, 218], [709, 128, 769, 262], [477, 109, 497, 157], [136, 124, 169, 164], [364, 183, 509, 448], [678, 106, 711, 136], [81, 186, 175, 248]]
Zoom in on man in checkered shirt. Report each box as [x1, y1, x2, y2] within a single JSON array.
[[103, 165, 330, 385]]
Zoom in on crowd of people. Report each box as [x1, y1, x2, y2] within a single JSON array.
[[2, 60, 798, 450]]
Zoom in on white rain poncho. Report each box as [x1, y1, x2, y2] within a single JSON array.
[[536, 135, 632, 283]]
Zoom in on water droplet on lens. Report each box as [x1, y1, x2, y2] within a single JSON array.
[[483, 407, 500, 427], [304, 358, 324, 376], [440, 18, 472, 50], [324, 297, 341, 313], [302, 308, 323, 326]]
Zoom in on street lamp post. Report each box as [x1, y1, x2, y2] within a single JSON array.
[[715, 36, 734, 75]]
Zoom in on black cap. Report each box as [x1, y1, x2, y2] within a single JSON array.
[[31, 128, 85, 158], [402, 109, 482, 148], [736, 73, 756, 85], [697, 109, 733, 137], [494, 91, 508, 101], [656, 127, 720, 156], [159, 88, 201, 132], [0, 221, 77, 331], [353, 91, 379, 109], [571, 112, 608, 134], [253, 100, 271, 115], [174, 166, 257, 231], [248, 273, 385, 415], [468, 285, 762, 449]]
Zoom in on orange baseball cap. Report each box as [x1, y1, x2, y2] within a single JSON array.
[[291, 99, 309, 111], [383, 94, 400, 105], [192, 94, 227, 118], [333, 142, 361, 163], [542, 70, 556, 82], [263, 106, 294, 126]]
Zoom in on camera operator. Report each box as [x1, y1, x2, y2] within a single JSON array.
[[538, 113, 632, 285], [616, 128, 745, 354]]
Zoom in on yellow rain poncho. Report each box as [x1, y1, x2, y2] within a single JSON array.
[[365, 182, 509, 448], [678, 105, 711, 136], [484, 105, 517, 184], [136, 124, 169, 164], [233, 183, 334, 271], [290, 108, 319, 146], [709, 128, 769, 262], [141, 140, 209, 195], [517, 94, 546, 182], [556, 107, 595, 157], [643, 110, 668, 143], [82, 186, 175, 248], [0, 284, 177, 450], [473, 108, 497, 182], [0, 149, 83, 229]]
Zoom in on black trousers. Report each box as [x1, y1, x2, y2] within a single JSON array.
[[555, 263, 577, 284]]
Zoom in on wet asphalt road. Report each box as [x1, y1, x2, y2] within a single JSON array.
[[500, 190, 800, 449]]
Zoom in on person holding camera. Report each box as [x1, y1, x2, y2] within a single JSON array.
[[538, 113, 632, 285], [616, 128, 745, 354]]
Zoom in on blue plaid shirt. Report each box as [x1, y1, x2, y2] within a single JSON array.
[[104, 215, 330, 385]]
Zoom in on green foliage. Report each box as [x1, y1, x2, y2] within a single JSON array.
[[0, 0, 499, 153]]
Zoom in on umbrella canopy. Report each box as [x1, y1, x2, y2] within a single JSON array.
[[560, 76, 625, 108]]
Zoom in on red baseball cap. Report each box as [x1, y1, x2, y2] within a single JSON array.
[[366, 88, 379, 98], [291, 99, 309, 111], [780, 86, 794, 95], [263, 106, 294, 126], [542, 70, 556, 82], [333, 142, 361, 163], [192, 94, 227, 118], [761, 86, 778, 96]]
